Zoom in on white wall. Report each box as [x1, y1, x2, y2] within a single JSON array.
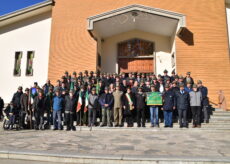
[[0, 12, 52, 103], [101, 29, 173, 75]]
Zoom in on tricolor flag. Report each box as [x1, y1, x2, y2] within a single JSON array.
[[84, 91, 89, 113], [76, 91, 89, 113], [77, 91, 82, 112]]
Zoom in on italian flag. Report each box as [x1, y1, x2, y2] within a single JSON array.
[[76, 91, 89, 113]]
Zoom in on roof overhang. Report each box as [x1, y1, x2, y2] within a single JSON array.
[[87, 4, 186, 39], [0, 0, 54, 28]]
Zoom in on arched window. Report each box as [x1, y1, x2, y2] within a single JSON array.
[[118, 38, 154, 57]]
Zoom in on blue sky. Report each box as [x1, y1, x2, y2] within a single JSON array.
[[0, 0, 47, 16]]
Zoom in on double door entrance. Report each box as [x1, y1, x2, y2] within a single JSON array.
[[117, 38, 154, 73]]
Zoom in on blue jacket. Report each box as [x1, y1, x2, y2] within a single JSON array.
[[99, 93, 114, 109], [53, 96, 64, 111]]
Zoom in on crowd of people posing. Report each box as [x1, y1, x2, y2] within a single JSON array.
[[2, 70, 210, 131]]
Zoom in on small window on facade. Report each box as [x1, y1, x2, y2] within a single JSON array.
[[26, 51, 35, 76], [13, 51, 22, 76]]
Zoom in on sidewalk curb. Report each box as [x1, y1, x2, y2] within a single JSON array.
[[0, 150, 230, 164]]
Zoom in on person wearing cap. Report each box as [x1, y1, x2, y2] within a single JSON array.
[[162, 69, 170, 84], [113, 85, 124, 127], [45, 87, 54, 128], [175, 83, 190, 128], [78, 72, 83, 81], [122, 87, 135, 127], [31, 82, 38, 99], [19, 88, 30, 129], [12, 86, 23, 128], [99, 87, 114, 127], [170, 70, 176, 82], [76, 85, 87, 126], [162, 84, 176, 128], [158, 78, 165, 93], [135, 87, 146, 127], [54, 80, 61, 93], [88, 87, 99, 127], [64, 90, 77, 131], [189, 84, 202, 128], [148, 85, 160, 128], [33, 90, 46, 130], [43, 80, 54, 95], [52, 89, 64, 130], [183, 72, 194, 86], [197, 80, 209, 123]]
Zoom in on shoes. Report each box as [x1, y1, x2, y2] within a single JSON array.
[[197, 125, 201, 128], [192, 125, 196, 128], [115, 125, 119, 127], [151, 124, 154, 127], [179, 125, 183, 128], [119, 125, 123, 127]]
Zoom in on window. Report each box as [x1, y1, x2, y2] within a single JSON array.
[[26, 51, 35, 76], [13, 51, 22, 76], [118, 38, 154, 57]]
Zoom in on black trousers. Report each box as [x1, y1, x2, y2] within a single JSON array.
[[88, 108, 96, 126], [137, 109, 145, 126], [34, 112, 44, 129], [65, 112, 74, 130], [19, 110, 26, 128], [124, 109, 134, 126], [191, 106, 201, 126], [178, 109, 187, 127]]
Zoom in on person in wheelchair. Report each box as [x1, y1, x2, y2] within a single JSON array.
[[3, 102, 18, 130]]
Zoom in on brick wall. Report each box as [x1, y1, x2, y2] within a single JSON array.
[[49, 0, 230, 109]]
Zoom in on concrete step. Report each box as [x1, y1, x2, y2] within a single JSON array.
[[212, 112, 230, 116]]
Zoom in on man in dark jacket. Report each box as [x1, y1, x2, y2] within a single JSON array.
[[99, 87, 114, 127], [12, 86, 23, 129], [33, 90, 47, 130], [183, 72, 194, 86], [175, 83, 190, 128], [135, 87, 146, 127], [197, 80, 209, 123], [64, 90, 77, 131], [20, 88, 30, 129], [88, 87, 99, 127], [0, 97, 4, 120], [162, 84, 176, 127]]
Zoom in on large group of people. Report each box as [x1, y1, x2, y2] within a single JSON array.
[[2, 70, 211, 130]]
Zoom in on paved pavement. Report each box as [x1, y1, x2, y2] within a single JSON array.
[[0, 125, 230, 162]]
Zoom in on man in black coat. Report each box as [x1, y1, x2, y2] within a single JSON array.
[[162, 84, 176, 127], [64, 90, 77, 131], [175, 83, 190, 128], [33, 90, 47, 130], [135, 87, 146, 127], [20, 88, 30, 129], [197, 80, 209, 123], [12, 86, 23, 128]]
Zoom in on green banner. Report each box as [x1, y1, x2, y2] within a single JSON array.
[[146, 92, 162, 106]]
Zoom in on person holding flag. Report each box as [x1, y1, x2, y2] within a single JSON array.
[[76, 85, 88, 126]]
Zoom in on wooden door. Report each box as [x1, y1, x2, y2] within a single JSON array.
[[119, 58, 154, 73]]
